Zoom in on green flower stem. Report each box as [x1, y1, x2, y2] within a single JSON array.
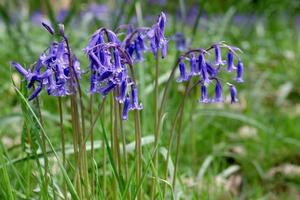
[[151, 54, 160, 199], [58, 97, 67, 199]]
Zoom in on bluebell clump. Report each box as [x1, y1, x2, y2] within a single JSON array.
[[84, 28, 142, 120], [12, 23, 81, 100], [84, 12, 168, 120], [176, 42, 244, 104]]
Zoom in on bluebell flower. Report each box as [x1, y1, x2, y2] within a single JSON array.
[[213, 80, 223, 102], [161, 40, 168, 59], [213, 44, 226, 66], [99, 81, 117, 96], [201, 63, 210, 85], [227, 50, 234, 72], [85, 28, 143, 120], [200, 84, 210, 103], [177, 56, 189, 82], [12, 30, 81, 100], [113, 49, 122, 71], [29, 84, 43, 101], [229, 84, 238, 103], [12, 62, 30, 78], [206, 62, 218, 77], [122, 95, 131, 120], [120, 12, 168, 62], [189, 53, 197, 76], [117, 80, 128, 103], [130, 84, 143, 110], [197, 53, 210, 85], [98, 71, 113, 82], [12, 62, 41, 92], [197, 52, 205, 72], [147, 12, 168, 58], [136, 34, 145, 51], [134, 40, 144, 61], [125, 43, 135, 58], [235, 59, 244, 83], [158, 11, 166, 32]]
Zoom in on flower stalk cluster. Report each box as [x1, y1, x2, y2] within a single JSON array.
[[10, 10, 246, 199]]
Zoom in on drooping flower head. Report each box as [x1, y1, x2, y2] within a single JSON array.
[[227, 50, 234, 72], [119, 12, 168, 62], [235, 59, 244, 83], [213, 44, 226, 66], [177, 56, 189, 82], [213, 79, 223, 102], [12, 23, 81, 100], [200, 84, 210, 103], [146, 12, 168, 58], [84, 28, 142, 120], [85, 12, 168, 119], [122, 29, 147, 62], [189, 53, 198, 76], [229, 83, 238, 103], [176, 42, 244, 104]]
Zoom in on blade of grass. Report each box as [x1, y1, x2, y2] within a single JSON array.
[[194, 109, 271, 133], [0, 144, 15, 200], [13, 86, 79, 200], [196, 155, 214, 181]]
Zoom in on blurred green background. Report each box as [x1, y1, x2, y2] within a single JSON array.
[[1, 0, 300, 199]]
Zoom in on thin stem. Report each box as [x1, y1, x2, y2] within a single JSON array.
[[156, 46, 214, 143], [114, 90, 121, 175], [62, 35, 83, 198], [189, 99, 197, 169], [70, 95, 107, 198], [58, 97, 67, 199], [151, 55, 160, 199], [110, 94, 117, 199], [73, 94, 84, 199], [89, 95, 95, 198], [154, 55, 160, 145], [172, 99, 186, 188], [102, 103, 107, 198], [119, 104, 128, 183], [134, 109, 142, 200], [34, 95, 49, 199], [125, 57, 143, 200], [162, 80, 190, 197]]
